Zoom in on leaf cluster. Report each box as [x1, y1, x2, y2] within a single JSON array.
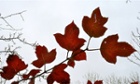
[[0, 7, 136, 84]]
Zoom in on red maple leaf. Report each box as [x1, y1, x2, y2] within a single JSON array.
[[54, 21, 85, 51], [67, 59, 75, 68], [94, 80, 103, 84], [82, 7, 108, 37], [22, 69, 40, 79], [100, 34, 136, 64], [32, 45, 56, 68], [131, 82, 138, 84], [0, 54, 28, 80], [67, 49, 86, 67], [11, 81, 19, 84], [87, 80, 92, 84], [29, 78, 35, 84], [47, 64, 70, 84]]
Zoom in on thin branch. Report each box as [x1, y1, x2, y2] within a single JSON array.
[[0, 10, 26, 31], [0, 27, 22, 31], [18, 38, 37, 47], [0, 50, 14, 54], [0, 47, 20, 55], [132, 33, 140, 48], [86, 37, 92, 50], [0, 33, 37, 47], [86, 48, 100, 51], [133, 53, 140, 61], [1, 17, 14, 29], [66, 51, 69, 58], [2, 10, 26, 19], [137, 17, 140, 20], [129, 28, 140, 68], [126, 0, 131, 3], [136, 28, 140, 35], [20, 14, 24, 21], [127, 58, 140, 67]]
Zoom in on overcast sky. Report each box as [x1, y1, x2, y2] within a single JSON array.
[[0, 0, 140, 84]]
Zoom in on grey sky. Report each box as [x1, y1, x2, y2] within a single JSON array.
[[0, 0, 140, 84]]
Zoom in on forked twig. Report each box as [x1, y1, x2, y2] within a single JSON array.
[[0, 10, 26, 31]]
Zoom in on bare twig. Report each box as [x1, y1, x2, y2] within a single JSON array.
[[1, 17, 14, 29], [0, 33, 37, 47], [130, 30, 140, 67], [0, 10, 26, 30], [18, 38, 37, 47], [0, 27, 22, 31], [128, 58, 140, 67], [126, 0, 131, 3], [137, 17, 140, 20], [133, 53, 140, 61], [0, 45, 20, 55], [2, 10, 26, 19]]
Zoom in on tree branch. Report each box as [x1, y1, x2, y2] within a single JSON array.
[[0, 10, 26, 31], [0, 33, 37, 47]]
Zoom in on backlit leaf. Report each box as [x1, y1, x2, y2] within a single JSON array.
[[32, 45, 56, 68], [87, 80, 92, 84], [131, 82, 138, 84], [29, 78, 35, 84], [67, 59, 75, 68], [100, 34, 136, 64], [67, 49, 86, 68], [47, 64, 70, 84], [54, 21, 85, 51], [0, 67, 16, 80], [0, 54, 28, 80], [82, 7, 108, 37], [94, 80, 103, 84], [22, 69, 40, 79], [11, 81, 19, 84], [72, 49, 86, 61]]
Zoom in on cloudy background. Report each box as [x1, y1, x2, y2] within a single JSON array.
[[0, 0, 140, 83]]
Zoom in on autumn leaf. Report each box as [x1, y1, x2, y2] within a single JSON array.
[[47, 64, 70, 84], [29, 78, 35, 84], [67, 49, 86, 67], [82, 7, 108, 37], [67, 59, 75, 68], [0, 54, 28, 80], [0, 67, 16, 80], [6, 55, 28, 72], [87, 80, 92, 84], [54, 21, 86, 51], [94, 80, 103, 84], [72, 49, 86, 61], [131, 82, 138, 84], [32, 45, 56, 68], [11, 81, 19, 84], [100, 34, 136, 64], [22, 69, 40, 79], [22, 69, 40, 84]]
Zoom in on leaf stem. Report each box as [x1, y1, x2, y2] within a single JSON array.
[[86, 48, 100, 51], [86, 37, 92, 50], [66, 51, 69, 58]]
